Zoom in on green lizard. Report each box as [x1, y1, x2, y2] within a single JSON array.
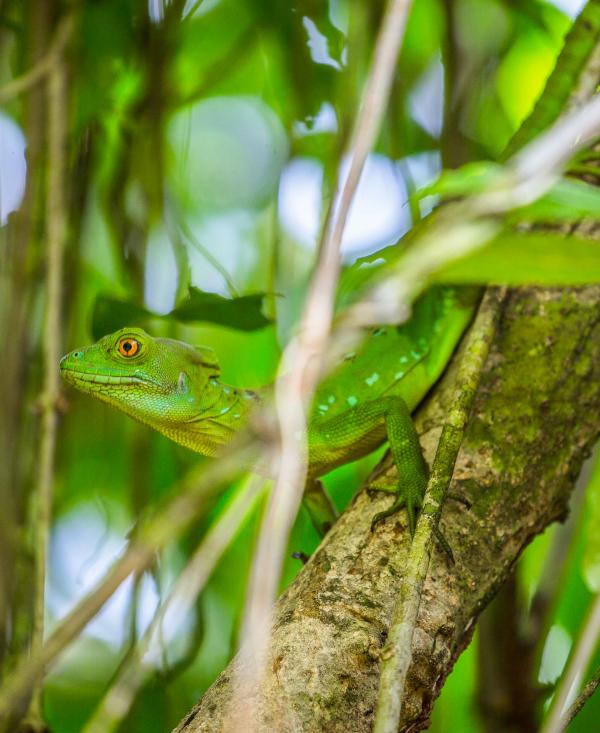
[[59, 285, 479, 535]]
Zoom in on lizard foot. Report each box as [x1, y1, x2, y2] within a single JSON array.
[[369, 483, 455, 564], [368, 482, 424, 535]]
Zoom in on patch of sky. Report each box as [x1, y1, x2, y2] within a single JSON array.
[[47, 503, 160, 648], [397, 150, 442, 218], [183, 0, 221, 18], [148, 0, 165, 22], [184, 210, 257, 295], [548, 0, 587, 17], [358, 258, 387, 270], [409, 55, 444, 139], [0, 113, 26, 226], [145, 223, 178, 314], [329, 0, 349, 33], [538, 624, 572, 685], [168, 96, 288, 212], [303, 17, 344, 70], [278, 153, 410, 260], [293, 102, 338, 137]]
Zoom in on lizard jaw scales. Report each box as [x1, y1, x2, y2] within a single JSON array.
[[61, 370, 155, 387]]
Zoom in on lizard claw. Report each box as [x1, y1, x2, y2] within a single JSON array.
[[433, 526, 455, 564], [369, 484, 423, 533], [447, 491, 472, 510]]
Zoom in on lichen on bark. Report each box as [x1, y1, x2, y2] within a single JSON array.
[[173, 285, 600, 733]]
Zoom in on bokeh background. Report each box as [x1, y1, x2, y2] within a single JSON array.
[[1, 0, 599, 731]]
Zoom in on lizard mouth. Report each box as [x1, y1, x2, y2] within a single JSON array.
[[60, 363, 162, 389]]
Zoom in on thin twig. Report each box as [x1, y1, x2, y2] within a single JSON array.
[[228, 1, 415, 729], [0, 15, 72, 105], [81, 477, 267, 733], [540, 592, 600, 733], [22, 44, 69, 733], [527, 459, 591, 658], [562, 665, 600, 731], [373, 287, 505, 733]]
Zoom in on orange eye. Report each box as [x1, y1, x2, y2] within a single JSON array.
[[118, 337, 140, 358]]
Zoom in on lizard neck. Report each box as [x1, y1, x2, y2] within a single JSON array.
[[154, 378, 259, 456]]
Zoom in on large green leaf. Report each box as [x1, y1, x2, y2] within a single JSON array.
[[91, 297, 151, 340], [91, 288, 272, 340], [434, 230, 600, 285], [170, 288, 272, 330]]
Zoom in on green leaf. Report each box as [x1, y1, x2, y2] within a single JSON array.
[[91, 288, 272, 340], [582, 452, 600, 592], [511, 178, 600, 222], [91, 296, 152, 340], [418, 161, 501, 200], [421, 164, 600, 224], [171, 288, 271, 330], [434, 230, 600, 285]]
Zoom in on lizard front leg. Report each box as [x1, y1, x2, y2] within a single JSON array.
[[308, 396, 429, 535]]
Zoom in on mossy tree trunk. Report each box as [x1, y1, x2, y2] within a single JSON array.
[[173, 284, 600, 733]]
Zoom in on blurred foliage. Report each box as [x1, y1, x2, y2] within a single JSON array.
[[1, 0, 600, 732]]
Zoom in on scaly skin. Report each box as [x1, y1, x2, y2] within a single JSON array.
[[60, 286, 479, 534]]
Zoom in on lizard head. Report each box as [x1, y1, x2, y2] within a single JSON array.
[[59, 326, 221, 428]]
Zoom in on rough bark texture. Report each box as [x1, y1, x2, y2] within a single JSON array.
[[173, 286, 600, 733]]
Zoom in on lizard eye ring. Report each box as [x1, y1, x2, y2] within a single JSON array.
[[118, 337, 140, 358]]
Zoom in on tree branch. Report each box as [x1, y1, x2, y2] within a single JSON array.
[[373, 287, 505, 733]]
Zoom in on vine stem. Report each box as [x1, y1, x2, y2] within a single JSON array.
[[373, 287, 505, 733], [0, 16, 72, 105], [562, 665, 600, 730], [22, 46, 69, 733], [540, 592, 600, 733]]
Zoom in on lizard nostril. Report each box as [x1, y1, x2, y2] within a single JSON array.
[[60, 351, 83, 366]]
